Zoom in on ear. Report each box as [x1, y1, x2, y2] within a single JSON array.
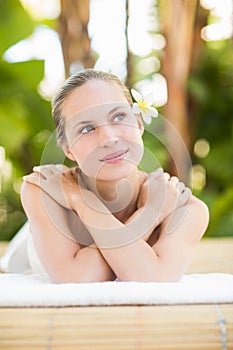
[[62, 144, 76, 161]]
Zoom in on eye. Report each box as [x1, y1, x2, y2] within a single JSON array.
[[79, 124, 96, 134], [112, 113, 126, 123]]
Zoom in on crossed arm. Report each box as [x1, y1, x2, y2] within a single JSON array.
[[21, 166, 209, 283]]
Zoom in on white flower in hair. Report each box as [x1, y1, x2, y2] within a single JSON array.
[[131, 88, 158, 124]]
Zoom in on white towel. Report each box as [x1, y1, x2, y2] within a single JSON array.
[[0, 222, 48, 275], [1, 223, 233, 307], [0, 272, 232, 307]]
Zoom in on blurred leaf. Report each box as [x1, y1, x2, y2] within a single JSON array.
[[0, 60, 53, 157], [0, 100, 29, 153], [205, 187, 233, 236], [204, 142, 233, 188], [188, 37, 233, 236], [0, 0, 34, 55], [6, 60, 45, 90]]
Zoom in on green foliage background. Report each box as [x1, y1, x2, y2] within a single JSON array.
[[188, 39, 233, 236], [0, 0, 55, 239], [0, 0, 232, 240]]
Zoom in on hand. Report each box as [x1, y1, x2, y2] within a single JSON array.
[[23, 164, 80, 209], [137, 168, 192, 225]]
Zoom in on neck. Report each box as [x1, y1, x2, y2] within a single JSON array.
[[80, 169, 145, 222]]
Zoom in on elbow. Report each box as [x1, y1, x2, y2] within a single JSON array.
[[50, 266, 113, 284], [47, 266, 87, 284], [48, 271, 82, 284], [51, 274, 104, 284], [188, 197, 210, 242], [51, 276, 76, 284], [201, 202, 210, 233], [194, 200, 210, 240], [119, 268, 184, 282], [118, 273, 181, 283]]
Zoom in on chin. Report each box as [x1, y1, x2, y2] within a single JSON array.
[[85, 161, 138, 182]]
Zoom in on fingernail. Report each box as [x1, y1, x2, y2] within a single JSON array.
[[55, 164, 63, 171]]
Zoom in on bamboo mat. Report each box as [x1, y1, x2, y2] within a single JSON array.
[[0, 238, 233, 350], [186, 238, 233, 274], [0, 305, 232, 349]]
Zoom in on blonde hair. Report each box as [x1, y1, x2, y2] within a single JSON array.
[[52, 69, 133, 145]]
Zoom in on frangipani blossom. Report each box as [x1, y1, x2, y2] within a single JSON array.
[[131, 88, 158, 124]]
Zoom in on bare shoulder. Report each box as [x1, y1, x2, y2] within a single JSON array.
[[20, 180, 76, 238], [20, 181, 82, 280], [159, 194, 209, 246], [20, 181, 58, 220], [20, 181, 44, 216]]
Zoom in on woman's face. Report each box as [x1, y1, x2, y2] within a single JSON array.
[[62, 80, 144, 181]]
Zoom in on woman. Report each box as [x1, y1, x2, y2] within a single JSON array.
[[21, 69, 209, 283]]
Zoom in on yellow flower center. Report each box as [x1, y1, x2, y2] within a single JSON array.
[[138, 100, 149, 112]]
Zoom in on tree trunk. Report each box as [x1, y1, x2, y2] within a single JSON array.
[[125, 0, 133, 87], [58, 0, 95, 77], [160, 0, 198, 181], [188, 5, 208, 146]]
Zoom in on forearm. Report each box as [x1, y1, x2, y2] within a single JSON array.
[[83, 222, 161, 282], [75, 195, 161, 282], [53, 246, 116, 283], [98, 239, 160, 282], [125, 207, 160, 242], [79, 196, 157, 247], [78, 189, 160, 245]]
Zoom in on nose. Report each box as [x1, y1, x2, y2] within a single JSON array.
[[99, 123, 119, 147]]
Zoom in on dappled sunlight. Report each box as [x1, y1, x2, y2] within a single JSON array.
[[0, 147, 13, 193], [4, 26, 65, 99], [201, 0, 233, 41], [190, 165, 206, 192], [194, 139, 210, 159], [201, 21, 233, 42], [20, 0, 60, 20], [135, 74, 168, 107], [128, 0, 158, 56]]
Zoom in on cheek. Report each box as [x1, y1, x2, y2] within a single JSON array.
[[120, 124, 143, 144], [69, 139, 87, 163], [69, 139, 100, 176]]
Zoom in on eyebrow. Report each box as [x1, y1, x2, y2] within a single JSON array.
[[74, 120, 93, 127], [72, 105, 129, 129]]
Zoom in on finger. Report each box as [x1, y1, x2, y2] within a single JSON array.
[[177, 182, 185, 193], [55, 164, 69, 173], [170, 176, 179, 185], [163, 172, 170, 181], [33, 165, 54, 172], [73, 166, 79, 174], [33, 164, 58, 179], [154, 167, 163, 176], [51, 164, 68, 176], [179, 187, 192, 205], [69, 168, 79, 183], [23, 173, 42, 187], [70, 166, 79, 175], [147, 167, 163, 182]]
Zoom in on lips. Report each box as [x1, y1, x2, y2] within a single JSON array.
[[100, 149, 129, 162]]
